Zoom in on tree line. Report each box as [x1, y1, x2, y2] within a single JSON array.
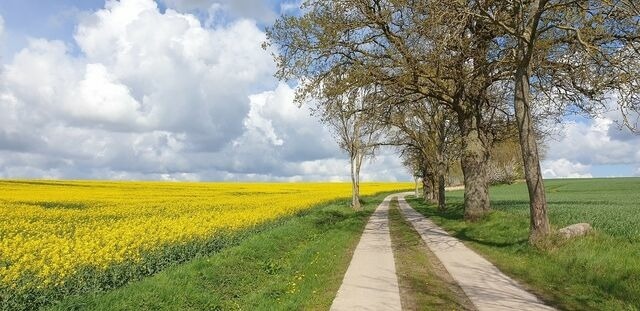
[[266, 0, 640, 244]]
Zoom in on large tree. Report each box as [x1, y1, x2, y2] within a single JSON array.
[[458, 0, 640, 241], [385, 99, 458, 210], [399, 146, 431, 200], [266, 0, 513, 220], [315, 78, 382, 210]]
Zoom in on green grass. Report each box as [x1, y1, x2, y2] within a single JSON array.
[[406, 178, 640, 311], [45, 193, 393, 311], [387, 198, 473, 310]]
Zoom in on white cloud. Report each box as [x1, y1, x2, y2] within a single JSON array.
[[543, 114, 640, 177], [244, 88, 286, 146], [280, 1, 303, 13], [0, 0, 256, 178], [361, 152, 407, 182], [4, 0, 638, 182], [160, 0, 217, 11], [542, 158, 592, 179], [0, 1, 409, 181], [160, 0, 276, 23], [2, 0, 273, 140], [67, 63, 143, 125]]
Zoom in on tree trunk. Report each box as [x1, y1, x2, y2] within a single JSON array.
[[350, 152, 362, 210], [422, 169, 432, 204], [353, 175, 360, 209], [430, 175, 438, 204], [436, 121, 447, 211], [436, 158, 447, 211], [414, 176, 420, 197], [515, 59, 550, 242], [437, 172, 446, 211], [458, 115, 491, 220]]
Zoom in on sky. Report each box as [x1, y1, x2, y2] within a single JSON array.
[[0, 0, 638, 181]]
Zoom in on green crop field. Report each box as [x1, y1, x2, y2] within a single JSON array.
[[407, 177, 640, 311], [489, 178, 640, 239], [0, 181, 409, 310]]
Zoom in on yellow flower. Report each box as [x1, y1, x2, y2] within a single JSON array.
[[0, 180, 409, 291]]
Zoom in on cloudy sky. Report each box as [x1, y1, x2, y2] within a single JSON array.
[[0, 0, 638, 181]]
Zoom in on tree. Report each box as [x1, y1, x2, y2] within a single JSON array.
[[386, 99, 458, 210], [462, 0, 640, 241], [487, 138, 524, 185], [313, 78, 382, 210], [399, 146, 428, 199], [266, 0, 513, 220]]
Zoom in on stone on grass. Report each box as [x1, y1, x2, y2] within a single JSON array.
[[558, 223, 592, 239]]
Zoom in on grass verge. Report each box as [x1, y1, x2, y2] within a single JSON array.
[[45, 192, 394, 310], [405, 178, 640, 311], [388, 198, 474, 311]]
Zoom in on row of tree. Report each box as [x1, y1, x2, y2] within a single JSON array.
[[266, 0, 640, 243]]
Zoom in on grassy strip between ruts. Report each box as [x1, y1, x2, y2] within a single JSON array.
[[387, 197, 474, 311], [405, 178, 640, 311], [46, 192, 395, 310]]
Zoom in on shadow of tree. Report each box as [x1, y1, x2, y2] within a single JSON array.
[[453, 227, 528, 248], [406, 198, 465, 221], [405, 197, 528, 249]]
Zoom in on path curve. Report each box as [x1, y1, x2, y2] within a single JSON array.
[[330, 194, 402, 311], [396, 193, 555, 311]]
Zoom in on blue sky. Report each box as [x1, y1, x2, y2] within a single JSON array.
[[0, 0, 638, 180], [0, 1, 101, 56], [0, 0, 288, 58], [0, 0, 401, 181]]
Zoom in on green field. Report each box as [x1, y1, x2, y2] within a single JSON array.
[[388, 198, 473, 310], [0, 181, 408, 310], [407, 177, 640, 311], [44, 193, 391, 310], [3, 178, 639, 310]]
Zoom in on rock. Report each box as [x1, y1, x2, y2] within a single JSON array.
[[558, 223, 592, 239]]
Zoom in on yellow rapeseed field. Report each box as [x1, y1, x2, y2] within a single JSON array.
[[0, 180, 408, 295]]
